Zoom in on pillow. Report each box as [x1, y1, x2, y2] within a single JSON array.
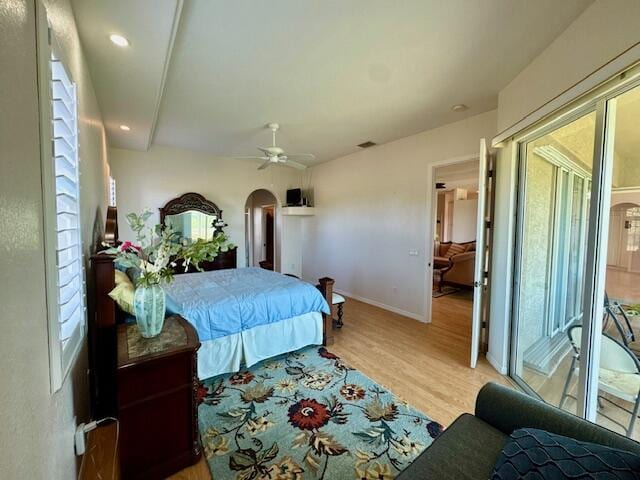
[[491, 428, 640, 479], [109, 271, 135, 315], [126, 266, 141, 285], [114, 269, 130, 286], [444, 243, 466, 258]]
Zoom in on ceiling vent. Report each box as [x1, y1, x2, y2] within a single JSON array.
[[357, 141, 377, 149]]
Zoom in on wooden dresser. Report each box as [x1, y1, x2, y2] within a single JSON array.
[[117, 315, 201, 479]]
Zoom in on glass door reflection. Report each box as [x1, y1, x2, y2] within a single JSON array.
[[513, 110, 596, 411]]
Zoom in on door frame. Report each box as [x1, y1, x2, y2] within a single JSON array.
[[424, 154, 480, 324]]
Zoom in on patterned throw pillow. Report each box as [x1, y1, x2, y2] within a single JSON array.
[[491, 428, 640, 479], [444, 243, 466, 258]]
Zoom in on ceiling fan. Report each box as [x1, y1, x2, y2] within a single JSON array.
[[233, 123, 314, 170]]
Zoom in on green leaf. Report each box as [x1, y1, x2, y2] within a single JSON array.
[[229, 449, 257, 471], [285, 366, 304, 376], [140, 209, 153, 222], [258, 442, 279, 463]]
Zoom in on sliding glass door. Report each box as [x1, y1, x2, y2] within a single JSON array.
[[512, 110, 596, 410], [592, 83, 640, 440], [512, 73, 640, 440]]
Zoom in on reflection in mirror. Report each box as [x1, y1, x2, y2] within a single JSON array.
[[164, 211, 217, 242]]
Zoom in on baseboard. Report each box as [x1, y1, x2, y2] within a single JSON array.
[[486, 351, 508, 375], [335, 289, 426, 323]]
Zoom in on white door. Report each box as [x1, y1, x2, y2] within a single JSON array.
[[471, 139, 490, 368]]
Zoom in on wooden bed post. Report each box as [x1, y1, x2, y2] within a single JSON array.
[[318, 277, 335, 346]]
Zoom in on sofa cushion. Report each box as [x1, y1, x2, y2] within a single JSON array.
[[396, 413, 508, 480], [444, 243, 466, 258], [491, 428, 640, 479]]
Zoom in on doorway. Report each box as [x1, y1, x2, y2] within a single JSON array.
[[426, 145, 494, 369], [262, 205, 275, 270], [432, 159, 479, 298], [244, 189, 278, 270]]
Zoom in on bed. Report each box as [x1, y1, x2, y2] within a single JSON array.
[[89, 202, 336, 417], [164, 266, 330, 379]]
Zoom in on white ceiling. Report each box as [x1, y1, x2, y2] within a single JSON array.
[[435, 160, 479, 191], [71, 0, 182, 150], [435, 160, 480, 188], [72, 0, 593, 165]]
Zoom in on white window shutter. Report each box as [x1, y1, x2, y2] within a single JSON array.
[[49, 51, 86, 387]]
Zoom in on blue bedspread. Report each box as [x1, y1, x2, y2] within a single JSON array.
[[164, 267, 330, 342]]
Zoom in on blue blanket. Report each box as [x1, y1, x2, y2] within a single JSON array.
[[164, 267, 330, 342]]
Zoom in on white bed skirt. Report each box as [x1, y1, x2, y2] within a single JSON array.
[[197, 311, 323, 380]]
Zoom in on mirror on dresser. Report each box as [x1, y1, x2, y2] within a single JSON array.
[[159, 192, 237, 271]]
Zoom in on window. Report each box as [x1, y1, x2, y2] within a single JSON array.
[[40, 24, 86, 392], [109, 175, 117, 206]]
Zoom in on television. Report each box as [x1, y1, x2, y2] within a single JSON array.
[[286, 188, 302, 206]]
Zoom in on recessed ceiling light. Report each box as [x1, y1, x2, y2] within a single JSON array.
[[119, 125, 130, 131], [451, 104, 469, 112], [109, 34, 129, 47]]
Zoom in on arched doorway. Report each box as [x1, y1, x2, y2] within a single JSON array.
[[608, 202, 640, 272], [245, 189, 279, 270]]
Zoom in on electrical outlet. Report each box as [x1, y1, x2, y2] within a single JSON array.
[[409, 249, 419, 256]]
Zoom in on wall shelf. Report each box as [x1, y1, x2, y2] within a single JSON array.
[[281, 207, 316, 216]]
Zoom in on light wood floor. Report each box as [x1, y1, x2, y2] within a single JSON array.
[[169, 292, 507, 479], [606, 267, 640, 305]]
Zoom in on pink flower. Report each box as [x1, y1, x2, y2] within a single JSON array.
[[120, 241, 141, 252]]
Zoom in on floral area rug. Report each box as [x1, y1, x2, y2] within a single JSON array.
[[197, 346, 443, 479]]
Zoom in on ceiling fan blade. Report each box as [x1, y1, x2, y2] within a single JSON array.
[[257, 147, 272, 156], [257, 160, 272, 170], [282, 159, 307, 170], [285, 153, 316, 160], [232, 156, 268, 160]]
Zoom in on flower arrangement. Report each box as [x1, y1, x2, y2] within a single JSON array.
[[105, 209, 234, 288]]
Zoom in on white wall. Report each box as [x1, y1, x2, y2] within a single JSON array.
[[281, 215, 305, 277], [497, 0, 640, 133], [0, 0, 109, 477], [302, 110, 497, 320], [488, 0, 640, 374], [452, 199, 478, 243], [110, 145, 302, 269]]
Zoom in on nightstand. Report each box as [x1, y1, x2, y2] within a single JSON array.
[[117, 315, 201, 479]]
